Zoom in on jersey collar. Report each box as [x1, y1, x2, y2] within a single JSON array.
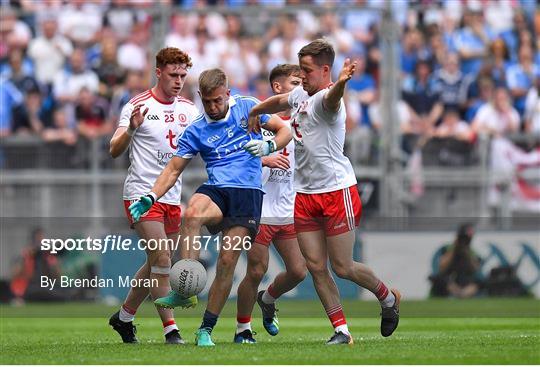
[[204, 96, 236, 123]]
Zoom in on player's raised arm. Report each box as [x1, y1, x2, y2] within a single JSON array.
[[110, 104, 148, 158], [323, 58, 356, 113], [128, 156, 190, 221], [248, 93, 291, 133]]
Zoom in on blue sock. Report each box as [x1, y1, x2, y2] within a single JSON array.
[[200, 310, 219, 333]]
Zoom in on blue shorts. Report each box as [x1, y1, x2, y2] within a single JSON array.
[[195, 185, 263, 238]]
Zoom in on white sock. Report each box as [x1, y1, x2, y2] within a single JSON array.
[[335, 324, 350, 335], [262, 289, 276, 304], [380, 291, 396, 308], [119, 306, 135, 322], [236, 322, 251, 334], [163, 323, 178, 335]]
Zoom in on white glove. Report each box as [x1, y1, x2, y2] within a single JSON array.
[[244, 139, 277, 157]]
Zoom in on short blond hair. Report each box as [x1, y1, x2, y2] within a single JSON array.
[[198, 68, 228, 95]]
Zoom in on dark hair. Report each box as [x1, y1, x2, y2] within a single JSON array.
[[156, 47, 192, 69], [297, 39, 335, 67], [269, 64, 302, 84]]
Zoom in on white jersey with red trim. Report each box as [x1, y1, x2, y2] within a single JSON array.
[[260, 119, 295, 225], [118, 89, 200, 205], [287, 85, 357, 194]]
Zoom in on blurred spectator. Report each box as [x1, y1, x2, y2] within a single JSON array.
[[57, 0, 103, 47], [75, 88, 111, 140], [484, 0, 515, 34], [402, 60, 443, 128], [42, 106, 77, 146], [53, 48, 99, 104], [400, 28, 429, 76], [472, 87, 520, 137], [427, 31, 448, 72], [104, 0, 137, 43], [453, 9, 494, 75], [0, 7, 32, 60], [429, 223, 482, 298], [3, 48, 39, 94], [0, 76, 24, 136], [524, 78, 540, 134], [431, 53, 472, 113], [465, 76, 495, 122], [343, 0, 380, 45], [10, 228, 62, 304], [268, 14, 309, 65], [487, 38, 510, 87], [318, 10, 355, 77], [93, 38, 125, 100], [506, 45, 540, 116], [27, 14, 73, 87], [433, 109, 473, 142], [117, 23, 148, 72], [345, 51, 376, 164], [11, 88, 44, 135], [109, 70, 145, 126], [165, 14, 198, 55], [500, 10, 530, 62]]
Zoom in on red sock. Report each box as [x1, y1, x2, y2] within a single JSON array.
[[236, 315, 251, 324], [163, 319, 178, 335], [122, 304, 136, 315], [325, 304, 347, 328], [374, 281, 389, 301], [267, 284, 278, 298]]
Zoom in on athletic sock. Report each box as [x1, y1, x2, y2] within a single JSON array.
[[236, 315, 251, 334], [119, 304, 136, 322], [262, 284, 277, 304], [163, 319, 178, 335], [200, 310, 219, 333], [375, 281, 395, 308], [325, 304, 349, 335]]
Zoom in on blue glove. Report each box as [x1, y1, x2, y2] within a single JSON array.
[[129, 195, 154, 221], [244, 139, 276, 157]]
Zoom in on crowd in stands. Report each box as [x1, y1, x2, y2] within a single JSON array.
[[0, 0, 538, 169]]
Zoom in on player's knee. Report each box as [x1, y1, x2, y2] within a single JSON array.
[[183, 206, 203, 228], [248, 263, 267, 282], [331, 264, 351, 279], [288, 265, 307, 283], [306, 262, 328, 279], [217, 252, 239, 270]]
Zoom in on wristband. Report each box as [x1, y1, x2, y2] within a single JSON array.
[[146, 192, 157, 204], [268, 140, 277, 153], [126, 127, 136, 136]]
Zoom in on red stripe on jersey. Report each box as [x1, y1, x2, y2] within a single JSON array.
[[150, 89, 174, 105], [177, 97, 194, 105], [129, 90, 150, 104], [131, 94, 151, 106]]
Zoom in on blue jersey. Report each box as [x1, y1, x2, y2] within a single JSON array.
[[176, 95, 270, 190]]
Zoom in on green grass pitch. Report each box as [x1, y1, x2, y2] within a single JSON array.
[[1, 298, 539, 364]]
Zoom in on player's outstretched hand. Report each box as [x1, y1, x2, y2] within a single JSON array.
[[338, 58, 357, 84], [128, 196, 153, 221], [247, 114, 261, 134], [130, 104, 149, 130], [244, 139, 274, 157], [262, 154, 290, 170]]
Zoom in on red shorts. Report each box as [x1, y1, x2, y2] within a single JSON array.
[[123, 200, 181, 235], [254, 223, 296, 246], [294, 185, 362, 236]]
